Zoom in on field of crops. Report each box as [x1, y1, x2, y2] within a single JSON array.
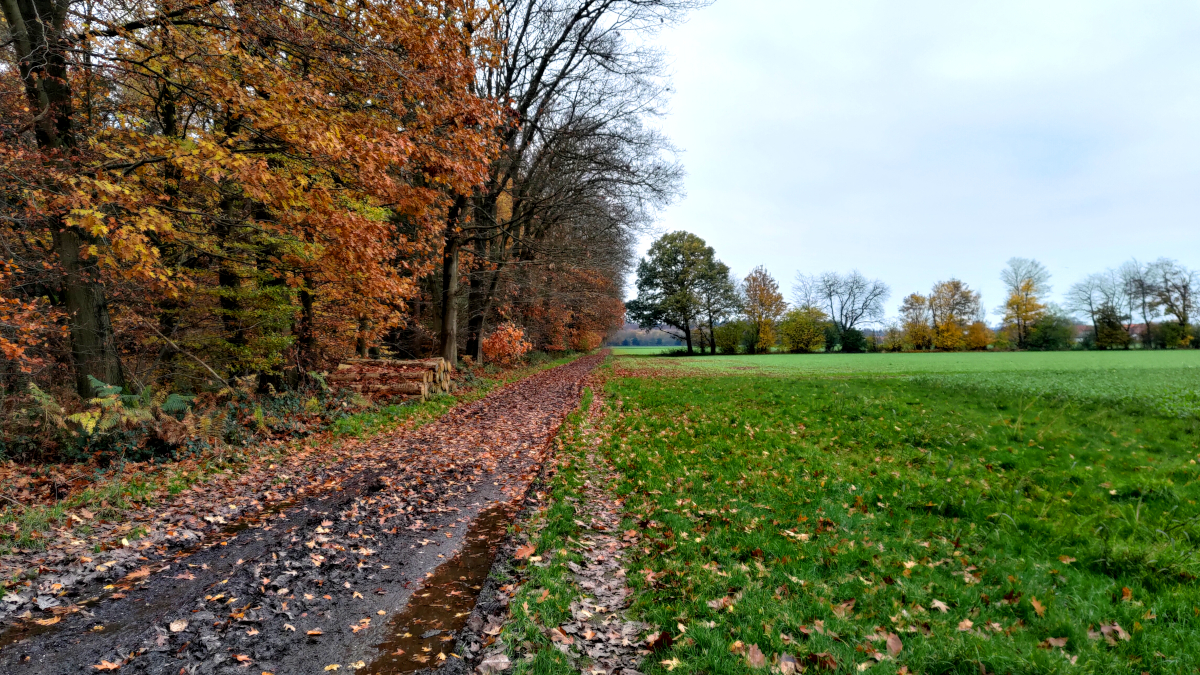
[[621, 350, 1200, 420], [580, 351, 1200, 674]]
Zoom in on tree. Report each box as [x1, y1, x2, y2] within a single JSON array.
[[1120, 260, 1159, 347], [1095, 304, 1133, 350], [743, 266, 787, 353], [966, 322, 993, 351], [697, 264, 741, 355], [794, 271, 890, 338], [1026, 308, 1076, 351], [779, 306, 828, 353], [1065, 274, 1109, 341], [840, 328, 868, 354], [1149, 259, 1196, 340], [928, 280, 981, 351], [900, 293, 934, 350], [626, 232, 714, 354], [714, 321, 748, 354], [999, 258, 1050, 349]]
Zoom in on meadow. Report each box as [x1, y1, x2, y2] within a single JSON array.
[[508, 351, 1200, 674]]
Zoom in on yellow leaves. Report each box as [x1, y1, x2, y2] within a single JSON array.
[[33, 616, 60, 626], [324, 665, 340, 671], [92, 660, 122, 670], [660, 657, 682, 671]]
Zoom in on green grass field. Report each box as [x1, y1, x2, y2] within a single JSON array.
[[586, 352, 1200, 674], [609, 345, 681, 355]]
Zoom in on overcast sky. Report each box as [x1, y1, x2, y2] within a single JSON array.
[[640, 0, 1200, 321]]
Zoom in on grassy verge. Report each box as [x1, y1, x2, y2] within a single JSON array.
[[0, 352, 588, 555], [603, 369, 1200, 674], [500, 385, 601, 675]]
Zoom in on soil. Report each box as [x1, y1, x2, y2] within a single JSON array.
[[0, 354, 602, 674]]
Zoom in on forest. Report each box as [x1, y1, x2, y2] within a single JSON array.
[[0, 0, 696, 462]]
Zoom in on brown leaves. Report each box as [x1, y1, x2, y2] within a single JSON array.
[[1089, 622, 1131, 645], [745, 644, 766, 668], [957, 618, 974, 632], [92, 661, 121, 670], [514, 543, 536, 560], [831, 598, 855, 619], [886, 632, 903, 657], [930, 599, 949, 613], [32, 616, 60, 626], [707, 592, 741, 611], [168, 619, 188, 632]]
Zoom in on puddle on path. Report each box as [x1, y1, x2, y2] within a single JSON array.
[[366, 504, 512, 674]]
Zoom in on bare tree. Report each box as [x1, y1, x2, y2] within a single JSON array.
[[437, 0, 704, 363], [1065, 274, 1106, 338], [1120, 259, 1159, 345], [793, 271, 890, 334], [998, 257, 1051, 348]]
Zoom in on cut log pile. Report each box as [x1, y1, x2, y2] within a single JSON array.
[[327, 358, 454, 401]]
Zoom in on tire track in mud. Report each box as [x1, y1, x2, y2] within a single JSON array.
[[0, 354, 603, 674]]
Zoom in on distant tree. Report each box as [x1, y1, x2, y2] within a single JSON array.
[[779, 306, 828, 353], [743, 266, 787, 353], [794, 271, 890, 339], [1149, 259, 1196, 344], [1026, 308, 1076, 351], [1120, 259, 1159, 347], [627, 232, 717, 354], [697, 264, 741, 355], [999, 257, 1050, 349], [840, 328, 868, 354], [714, 321, 747, 354], [1065, 274, 1106, 340], [929, 280, 981, 351], [899, 293, 934, 350], [966, 321, 993, 351], [880, 323, 905, 352], [1095, 304, 1133, 350]]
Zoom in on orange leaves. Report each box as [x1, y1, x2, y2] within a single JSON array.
[[482, 323, 532, 366], [514, 543, 536, 560]]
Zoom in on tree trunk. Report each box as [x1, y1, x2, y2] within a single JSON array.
[[684, 323, 693, 354], [54, 228, 125, 396], [709, 315, 716, 354], [298, 274, 316, 370], [439, 197, 467, 365]]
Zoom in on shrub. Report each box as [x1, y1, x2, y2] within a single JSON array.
[[966, 321, 993, 351], [841, 328, 867, 353], [714, 321, 746, 354], [1027, 312, 1075, 351], [1095, 304, 1132, 350], [482, 322, 533, 365], [779, 306, 827, 353]]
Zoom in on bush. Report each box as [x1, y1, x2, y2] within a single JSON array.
[[779, 307, 827, 353], [1026, 312, 1075, 351], [482, 322, 533, 365], [1095, 304, 1132, 350], [840, 328, 867, 353], [714, 321, 747, 354], [966, 321, 993, 351]]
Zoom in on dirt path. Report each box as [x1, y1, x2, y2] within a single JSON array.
[[0, 354, 603, 674]]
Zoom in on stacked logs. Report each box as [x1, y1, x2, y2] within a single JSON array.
[[327, 358, 454, 401]]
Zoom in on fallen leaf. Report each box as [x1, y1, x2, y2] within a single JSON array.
[[477, 653, 511, 674], [285, 624, 296, 631], [246, 628, 259, 636], [886, 632, 902, 657], [93, 661, 121, 670], [169, 619, 188, 633], [514, 543, 536, 560], [930, 599, 949, 613], [831, 599, 855, 619], [779, 653, 798, 675], [746, 644, 766, 668], [235, 655, 252, 663], [308, 629, 324, 636], [1058, 555, 1076, 564], [1044, 637, 1068, 648], [729, 640, 745, 655], [1121, 587, 1133, 602], [1031, 597, 1046, 617], [33, 617, 60, 626], [660, 657, 682, 671], [957, 619, 973, 632], [324, 666, 340, 671]]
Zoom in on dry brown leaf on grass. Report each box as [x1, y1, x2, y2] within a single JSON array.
[[514, 543, 536, 559], [1031, 597, 1046, 617], [930, 599, 949, 612], [831, 599, 855, 618], [886, 632, 903, 657], [957, 619, 974, 631], [746, 644, 766, 668]]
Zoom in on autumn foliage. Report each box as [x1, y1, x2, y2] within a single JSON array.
[[481, 323, 533, 366]]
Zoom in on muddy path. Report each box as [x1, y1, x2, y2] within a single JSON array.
[[0, 354, 603, 674]]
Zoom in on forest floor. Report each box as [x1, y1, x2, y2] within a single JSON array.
[[0, 353, 603, 674]]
